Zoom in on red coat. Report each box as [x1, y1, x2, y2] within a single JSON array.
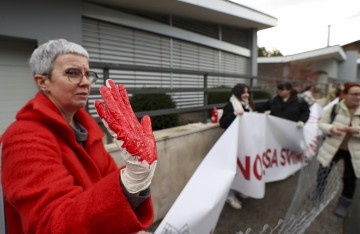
[[1, 92, 153, 234]]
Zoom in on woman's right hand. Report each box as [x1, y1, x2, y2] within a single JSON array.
[[330, 127, 346, 136]]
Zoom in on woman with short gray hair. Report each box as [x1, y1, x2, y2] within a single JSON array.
[[1, 39, 156, 233]]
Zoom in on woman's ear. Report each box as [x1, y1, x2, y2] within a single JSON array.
[[34, 75, 49, 93]]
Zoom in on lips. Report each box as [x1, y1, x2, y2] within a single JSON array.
[[76, 92, 89, 97]]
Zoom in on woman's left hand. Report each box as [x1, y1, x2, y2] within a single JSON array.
[[95, 79, 157, 193], [95, 79, 157, 165]]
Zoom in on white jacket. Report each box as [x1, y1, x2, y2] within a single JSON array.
[[317, 100, 360, 177]]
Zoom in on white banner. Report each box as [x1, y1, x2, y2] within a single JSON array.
[[155, 103, 323, 234], [232, 103, 323, 199], [156, 118, 239, 234]]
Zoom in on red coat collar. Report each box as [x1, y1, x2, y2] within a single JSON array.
[[16, 92, 104, 145]]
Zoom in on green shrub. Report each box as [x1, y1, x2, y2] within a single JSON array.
[[252, 89, 272, 100], [130, 92, 179, 130], [207, 86, 271, 113], [207, 86, 272, 104], [207, 85, 231, 104]]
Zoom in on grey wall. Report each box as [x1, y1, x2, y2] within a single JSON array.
[[107, 123, 223, 222], [0, 38, 38, 134], [0, 0, 83, 45], [338, 50, 358, 82]]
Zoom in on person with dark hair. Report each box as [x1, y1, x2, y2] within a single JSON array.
[[220, 83, 252, 129], [257, 82, 310, 127], [1, 39, 156, 233], [308, 82, 360, 218], [219, 83, 252, 209]]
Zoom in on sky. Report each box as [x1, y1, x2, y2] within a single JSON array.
[[231, 0, 360, 55]]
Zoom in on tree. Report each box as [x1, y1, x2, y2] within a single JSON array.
[[284, 62, 317, 82], [258, 47, 283, 57]]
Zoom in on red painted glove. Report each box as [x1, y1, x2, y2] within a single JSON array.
[[95, 79, 157, 193]]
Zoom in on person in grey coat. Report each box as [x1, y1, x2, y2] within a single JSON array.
[[309, 82, 360, 217]]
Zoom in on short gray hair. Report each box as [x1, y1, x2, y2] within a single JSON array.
[[29, 39, 89, 75]]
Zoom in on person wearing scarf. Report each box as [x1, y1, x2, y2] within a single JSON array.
[[219, 83, 252, 209]]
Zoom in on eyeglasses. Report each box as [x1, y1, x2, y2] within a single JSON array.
[[348, 93, 360, 97], [45, 68, 98, 84], [64, 68, 98, 84]]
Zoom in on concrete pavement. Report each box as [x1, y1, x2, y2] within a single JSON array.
[[344, 178, 360, 234], [148, 165, 359, 233]]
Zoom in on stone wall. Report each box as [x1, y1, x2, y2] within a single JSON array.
[[106, 122, 223, 222]]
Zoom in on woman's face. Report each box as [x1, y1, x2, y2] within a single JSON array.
[[345, 86, 360, 107], [277, 88, 291, 98], [240, 87, 250, 102], [46, 53, 92, 115]]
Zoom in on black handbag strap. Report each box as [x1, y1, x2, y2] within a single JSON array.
[[330, 103, 338, 124]]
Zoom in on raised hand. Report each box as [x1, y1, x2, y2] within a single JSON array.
[[95, 79, 157, 193]]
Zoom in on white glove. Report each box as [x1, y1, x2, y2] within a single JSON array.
[[95, 80, 157, 194], [116, 140, 157, 194], [296, 121, 304, 128], [234, 109, 244, 116], [101, 122, 157, 194]]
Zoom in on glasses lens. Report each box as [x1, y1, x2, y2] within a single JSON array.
[[64, 68, 98, 84], [65, 68, 82, 83], [87, 71, 98, 84]]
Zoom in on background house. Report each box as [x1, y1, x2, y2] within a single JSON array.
[[257, 45, 359, 99], [0, 0, 277, 134], [342, 40, 360, 80]]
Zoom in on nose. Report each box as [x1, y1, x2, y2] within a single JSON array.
[[79, 73, 91, 86]]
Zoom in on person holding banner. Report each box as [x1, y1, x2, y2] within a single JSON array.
[[220, 83, 252, 129], [308, 82, 360, 218], [257, 82, 310, 127], [1, 39, 156, 233], [219, 83, 252, 209]]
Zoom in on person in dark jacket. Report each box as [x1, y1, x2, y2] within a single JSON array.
[[219, 83, 252, 209], [220, 83, 252, 129], [257, 82, 310, 127]]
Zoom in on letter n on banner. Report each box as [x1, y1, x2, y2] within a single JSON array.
[[231, 113, 267, 199]]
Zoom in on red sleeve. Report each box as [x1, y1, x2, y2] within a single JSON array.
[[2, 123, 153, 234]]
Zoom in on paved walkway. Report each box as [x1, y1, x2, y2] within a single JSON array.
[[344, 178, 360, 234], [148, 167, 359, 233], [215, 172, 342, 234]]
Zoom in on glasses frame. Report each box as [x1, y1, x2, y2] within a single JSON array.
[[44, 68, 98, 84], [347, 93, 360, 97]]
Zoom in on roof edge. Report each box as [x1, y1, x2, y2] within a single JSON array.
[[258, 45, 347, 63]]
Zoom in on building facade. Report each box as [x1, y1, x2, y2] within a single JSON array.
[[0, 0, 277, 133]]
